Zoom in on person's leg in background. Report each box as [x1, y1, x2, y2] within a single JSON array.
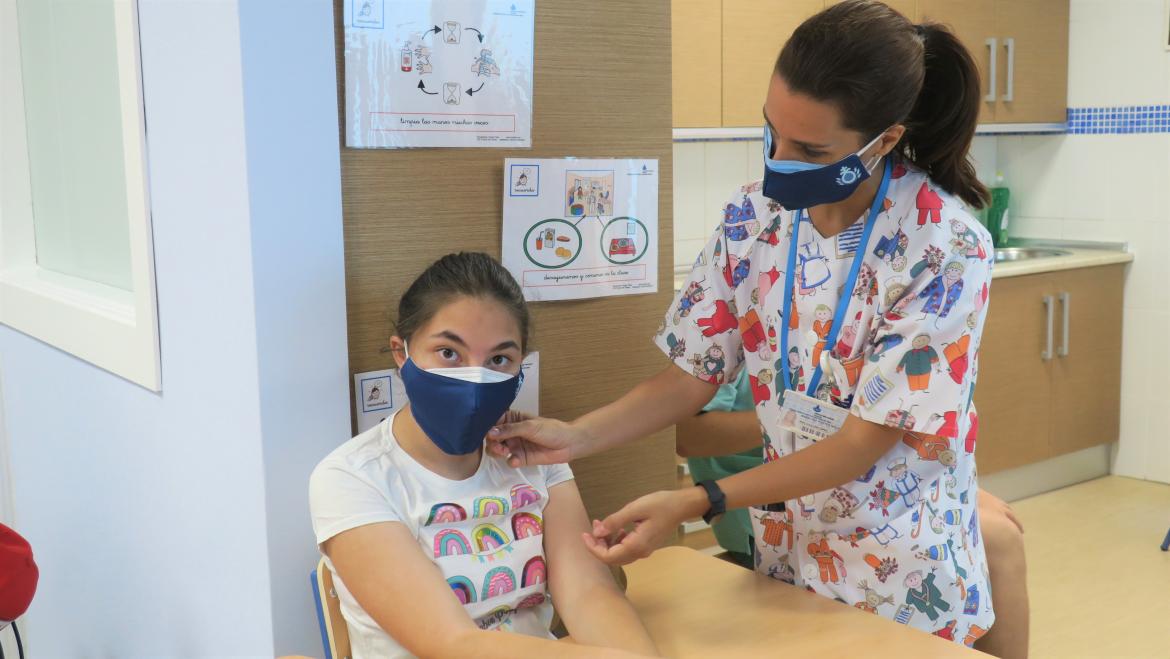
[[974, 490, 1030, 659]]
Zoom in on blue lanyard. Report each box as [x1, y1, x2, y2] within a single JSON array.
[[780, 157, 892, 397]]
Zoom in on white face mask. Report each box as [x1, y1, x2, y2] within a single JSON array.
[[403, 342, 517, 383], [425, 366, 515, 383]]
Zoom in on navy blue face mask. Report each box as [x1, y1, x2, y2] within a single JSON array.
[[762, 127, 885, 210], [399, 352, 523, 456]]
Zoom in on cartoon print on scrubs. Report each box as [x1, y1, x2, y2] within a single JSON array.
[[653, 159, 996, 642], [897, 333, 940, 392], [673, 281, 706, 324], [723, 196, 760, 241], [949, 220, 987, 260], [915, 182, 944, 226], [919, 262, 966, 320]]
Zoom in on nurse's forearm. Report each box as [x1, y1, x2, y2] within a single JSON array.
[[675, 410, 762, 457], [571, 364, 718, 458], [704, 415, 901, 512]]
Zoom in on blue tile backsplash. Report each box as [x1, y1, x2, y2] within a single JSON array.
[[1067, 105, 1170, 134]]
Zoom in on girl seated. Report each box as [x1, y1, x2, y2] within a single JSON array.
[[310, 252, 657, 659]]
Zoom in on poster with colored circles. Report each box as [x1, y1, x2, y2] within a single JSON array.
[[502, 158, 658, 302]]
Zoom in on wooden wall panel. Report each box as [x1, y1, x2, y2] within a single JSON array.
[[334, 0, 678, 521]]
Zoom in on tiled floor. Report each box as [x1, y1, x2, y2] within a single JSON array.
[[1011, 476, 1170, 659]]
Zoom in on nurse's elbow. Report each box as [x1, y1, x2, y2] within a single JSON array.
[[674, 418, 702, 457]]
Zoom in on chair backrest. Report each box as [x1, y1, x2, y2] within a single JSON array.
[[310, 557, 352, 659]]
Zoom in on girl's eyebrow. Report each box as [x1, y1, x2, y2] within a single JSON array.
[[432, 330, 468, 347], [432, 331, 519, 353]]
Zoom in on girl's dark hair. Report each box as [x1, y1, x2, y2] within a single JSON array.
[[395, 252, 530, 351], [776, 0, 990, 209]]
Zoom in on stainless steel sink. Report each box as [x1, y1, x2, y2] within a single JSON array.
[[994, 247, 1072, 263]]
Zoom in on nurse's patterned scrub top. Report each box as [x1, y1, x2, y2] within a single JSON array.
[[655, 159, 996, 646]]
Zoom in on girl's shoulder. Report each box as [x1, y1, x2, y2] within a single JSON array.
[[482, 452, 575, 494]]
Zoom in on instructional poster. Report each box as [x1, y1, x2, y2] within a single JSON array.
[[502, 158, 659, 302], [343, 0, 535, 148]]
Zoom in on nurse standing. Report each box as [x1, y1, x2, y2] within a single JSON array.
[[492, 0, 996, 648]]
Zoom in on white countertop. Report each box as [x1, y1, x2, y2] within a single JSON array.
[[671, 246, 1133, 292], [990, 247, 1133, 279]]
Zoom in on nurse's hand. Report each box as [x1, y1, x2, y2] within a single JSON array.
[[582, 487, 709, 566], [487, 412, 583, 467]]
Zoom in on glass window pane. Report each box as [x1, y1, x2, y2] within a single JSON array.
[[17, 0, 134, 291]]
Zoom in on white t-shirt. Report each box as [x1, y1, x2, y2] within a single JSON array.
[[309, 411, 575, 659]]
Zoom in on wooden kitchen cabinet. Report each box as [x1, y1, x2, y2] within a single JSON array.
[[917, 0, 1068, 124], [991, 0, 1069, 123], [917, 0, 997, 125], [673, 0, 723, 127], [1050, 265, 1123, 456], [674, 0, 1069, 128], [973, 264, 1124, 475], [720, 0, 823, 127], [972, 271, 1054, 473]]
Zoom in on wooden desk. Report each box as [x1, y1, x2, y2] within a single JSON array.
[[624, 547, 981, 658]]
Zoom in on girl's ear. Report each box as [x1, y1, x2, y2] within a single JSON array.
[[389, 336, 407, 369]]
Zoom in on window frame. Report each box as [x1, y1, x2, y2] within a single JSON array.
[[0, 0, 160, 391]]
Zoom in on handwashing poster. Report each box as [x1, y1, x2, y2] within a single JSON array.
[[502, 158, 659, 301], [343, 0, 535, 148]]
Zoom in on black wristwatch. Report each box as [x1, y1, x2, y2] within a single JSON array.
[[697, 480, 727, 525]]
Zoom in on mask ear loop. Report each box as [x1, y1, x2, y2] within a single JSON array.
[[861, 130, 889, 173]]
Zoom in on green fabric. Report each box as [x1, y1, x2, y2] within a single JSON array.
[[686, 370, 763, 556]]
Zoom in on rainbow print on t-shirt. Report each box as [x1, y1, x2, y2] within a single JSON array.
[[511, 512, 543, 540], [521, 556, 546, 588], [425, 502, 467, 526], [447, 575, 477, 604], [473, 523, 509, 552], [482, 566, 517, 598], [473, 496, 509, 518], [510, 484, 542, 508], [433, 528, 472, 557]]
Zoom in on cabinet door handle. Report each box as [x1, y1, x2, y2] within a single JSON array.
[[1003, 37, 1016, 102], [1042, 295, 1054, 361], [1059, 292, 1071, 357], [984, 38, 998, 103]]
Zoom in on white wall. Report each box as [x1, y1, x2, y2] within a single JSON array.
[[995, 0, 1170, 483], [0, 1, 350, 656], [236, 0, 352, 655], [671, 0, 1170, 483]]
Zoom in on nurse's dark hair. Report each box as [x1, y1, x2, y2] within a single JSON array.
[[394, 251, 530, 351], [776, 0, 990, 208]]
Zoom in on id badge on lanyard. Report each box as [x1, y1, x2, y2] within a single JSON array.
[[780, 351, 849, 440], [779, 158, 893, 440]]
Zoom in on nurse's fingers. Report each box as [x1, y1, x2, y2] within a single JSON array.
[[485, 436, 531, 467], [496, 409, 533, 426], [583, 531, 645, 566], [595, 506, 642, 539], [489, 418, 542, 442]]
